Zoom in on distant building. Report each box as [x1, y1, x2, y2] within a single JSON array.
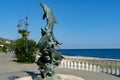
[[5, 40, 11, 44], [0, 44, 4, 47], [0, 37, 15, 44]]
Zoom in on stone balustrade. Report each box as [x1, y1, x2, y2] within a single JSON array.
[[58, 56, 120, 76]]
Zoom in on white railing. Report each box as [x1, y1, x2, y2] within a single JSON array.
[[58, 56, 120, 76]]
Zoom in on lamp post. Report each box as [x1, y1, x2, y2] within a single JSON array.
[[17, 16, 29, 53]]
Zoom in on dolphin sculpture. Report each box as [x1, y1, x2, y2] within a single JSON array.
[[37, 34, 50, 53], [36, 2, 63, 79], [40, 2, 61, 45], [40, 2, 57, 33]]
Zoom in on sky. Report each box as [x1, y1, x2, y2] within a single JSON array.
[[0, 0, 120, 49]]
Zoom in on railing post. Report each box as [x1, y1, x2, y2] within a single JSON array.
[[101, 61, 104, 72], [97, 65, 100, 72], [119, 65, 120, 77], [69, 60, 71, 69], [61, 60, 63, 68], [82, 61, 85, 70], [71, 59, 73, 69], [106, 61, 109, 73], [89, 60, 92, 71], [96, 60, 100, 72], [66, 59, 68, 68], [93, 60, 97, 72], [110, 62, 113, 74], [76, 59, 78, 69], [119, 62, 120, 76], [65, 60, 67, 68], [86, 60, 89, 71], [76, 59, 79, 69], [67, 59, 70, 69], [63, 60, 65, 68], [74, 59, 77, 69], [115, 62, 119, 75], [78, 60, 81, 70]]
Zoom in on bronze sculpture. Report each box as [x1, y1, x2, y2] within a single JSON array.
[[36, 2, 64, 80]]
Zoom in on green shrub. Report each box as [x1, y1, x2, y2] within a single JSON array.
[[2, 46, 7, 52], [0, 47, 2, 52], [15, 38, 36, 63]]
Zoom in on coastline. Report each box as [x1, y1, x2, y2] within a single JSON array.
[[63, 55, 120, 61], [57, 49, 120, 60]]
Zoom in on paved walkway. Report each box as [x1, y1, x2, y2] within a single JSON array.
[[0, 52, 120, 80]]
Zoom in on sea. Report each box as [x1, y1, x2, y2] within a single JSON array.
[[57, 49, 120, 59]]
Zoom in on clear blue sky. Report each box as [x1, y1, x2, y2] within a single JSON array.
[[0, 0, 120, 49]]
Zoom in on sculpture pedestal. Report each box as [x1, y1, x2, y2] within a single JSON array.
[[58, 74, 84, 80], [34, 74, 62, 80], [34, 74, 84, 80], [15, 74, 84, 80]]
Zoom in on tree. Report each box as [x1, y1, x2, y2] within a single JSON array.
[[15, 17, 36, 63], [15, 38, 36, 63]]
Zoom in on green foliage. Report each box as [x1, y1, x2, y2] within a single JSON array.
[[15, 38, 36, 63], [0, 48, 2, 52], [0, 42, 15, 52], [18, 29, 30, 38], [2, 46, 7, 52]]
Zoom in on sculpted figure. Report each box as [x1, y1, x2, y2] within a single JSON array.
[[36, 2, 64, 79], [40, 2, 62, 46]]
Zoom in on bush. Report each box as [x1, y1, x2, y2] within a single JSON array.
[[2, 46, 7, 52], [0, 47, 2, 52], [15, 38, 36, 63]]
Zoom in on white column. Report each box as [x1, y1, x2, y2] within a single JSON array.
[[106, 61, 109, 73], [71, 60, 73, 69], [76, 60, 79, 69], [69, 60, 72, 69], [63, 60, 65, 68], [110, 62, 113, 74], [106, 61, 110, 73], [115, 62, 119, 75], [89, 61, 92, 71], [96, 61, 100, 72], [78, 61, 81, 70], [66, 60, 68, 68], [74, 60, 77, 69], [64, 60, 66, 68], [82, 61, 85, 70], [97, 65, 100, 72], [119, 66, 120, 76], [86, 61, 89, 71], [67, 60, 70, 69], [93, 61, 96, 72], [101, 61, 104, 72], [61, 60, 63, 68]]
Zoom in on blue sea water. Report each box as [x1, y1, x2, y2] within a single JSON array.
[[57, 49, 120, 59]]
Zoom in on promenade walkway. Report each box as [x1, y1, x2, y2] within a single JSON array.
[[0, 52, 120, 80]]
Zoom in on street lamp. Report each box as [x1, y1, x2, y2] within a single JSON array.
[[17, 16, 29, 53]]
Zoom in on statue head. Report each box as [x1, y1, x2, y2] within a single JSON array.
[[40, 2, 57, 23]]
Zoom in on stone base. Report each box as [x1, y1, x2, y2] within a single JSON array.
[[15, 74, 84, 80], [15, 76, 32, 80], [34, 75, 62, 80], [58, 74, 84, 80]]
